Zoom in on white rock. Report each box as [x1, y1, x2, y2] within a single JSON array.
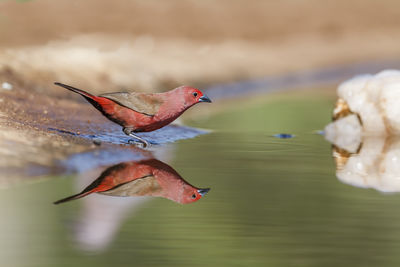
[[335, 70, 400, 135], [324, 114, 362, 153], [325, 70, 400, 192]]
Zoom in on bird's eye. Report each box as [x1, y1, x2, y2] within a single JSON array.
[[192, 92, 198, 97], [191, 194, 197, 199]]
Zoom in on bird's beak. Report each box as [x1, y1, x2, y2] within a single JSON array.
[[197, 188, 210, 196], [199, 95, 212, 103]]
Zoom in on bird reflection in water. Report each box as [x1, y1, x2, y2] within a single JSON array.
[[54, 155, 210, 251], [55, 158, 210, 204]]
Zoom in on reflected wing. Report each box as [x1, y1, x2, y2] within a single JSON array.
[[100, 175, 162, 197], [99, 92, 164, 116]]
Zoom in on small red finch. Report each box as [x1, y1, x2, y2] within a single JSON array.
[[54, 159, 210, 204], [54, 82, 212, 147]]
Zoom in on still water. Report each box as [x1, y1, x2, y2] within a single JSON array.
[[1, 90, 400, 267]]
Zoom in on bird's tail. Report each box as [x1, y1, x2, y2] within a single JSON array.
[[53, 191, 93, 205], [54, 82, 96, 99], [54, 82, 114, 115]]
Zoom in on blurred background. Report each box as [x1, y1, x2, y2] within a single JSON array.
[[2, 0, 400, 93], [2, 1, 400, 267]]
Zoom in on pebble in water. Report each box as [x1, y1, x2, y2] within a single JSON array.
[[92, 139, 102, 146], [273, 133, 295, 139]]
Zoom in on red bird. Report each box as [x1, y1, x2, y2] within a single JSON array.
[[54, 82, 212, 147], [54, 159, 210, 204]]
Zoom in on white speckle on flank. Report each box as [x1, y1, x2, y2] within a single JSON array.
[[1, 82, 12, 90]]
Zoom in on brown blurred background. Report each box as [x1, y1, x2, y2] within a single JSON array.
[[1, 0, 400, 94]]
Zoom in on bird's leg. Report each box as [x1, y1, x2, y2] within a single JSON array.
[[123, 127, 150, 148], [128, 133, 150, 148]]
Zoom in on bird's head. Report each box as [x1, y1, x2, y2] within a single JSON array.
[[175, 86, 212, 108], [180, 186, 210, 204]]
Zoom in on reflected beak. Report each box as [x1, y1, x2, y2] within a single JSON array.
[[199, 95, 212, 103], [197, 188, 210, 196]]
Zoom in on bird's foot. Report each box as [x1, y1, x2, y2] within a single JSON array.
[[127, 133, 150, 148], [128, 139, 149, 148]]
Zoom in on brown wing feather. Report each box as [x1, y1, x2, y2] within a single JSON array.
[[99, 92, 164, 116], [100, 175, 162, 197]]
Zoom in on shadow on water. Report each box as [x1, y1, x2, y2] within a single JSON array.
[[48, 124, 209, 146]]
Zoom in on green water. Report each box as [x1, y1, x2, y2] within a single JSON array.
[[2, 91, 400, 267]]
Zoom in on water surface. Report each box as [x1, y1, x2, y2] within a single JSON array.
[[1, 90, 400, 267]]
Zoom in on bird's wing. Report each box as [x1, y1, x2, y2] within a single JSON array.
[[99, 92, 163, 116], [100, 175, 162, 197]]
